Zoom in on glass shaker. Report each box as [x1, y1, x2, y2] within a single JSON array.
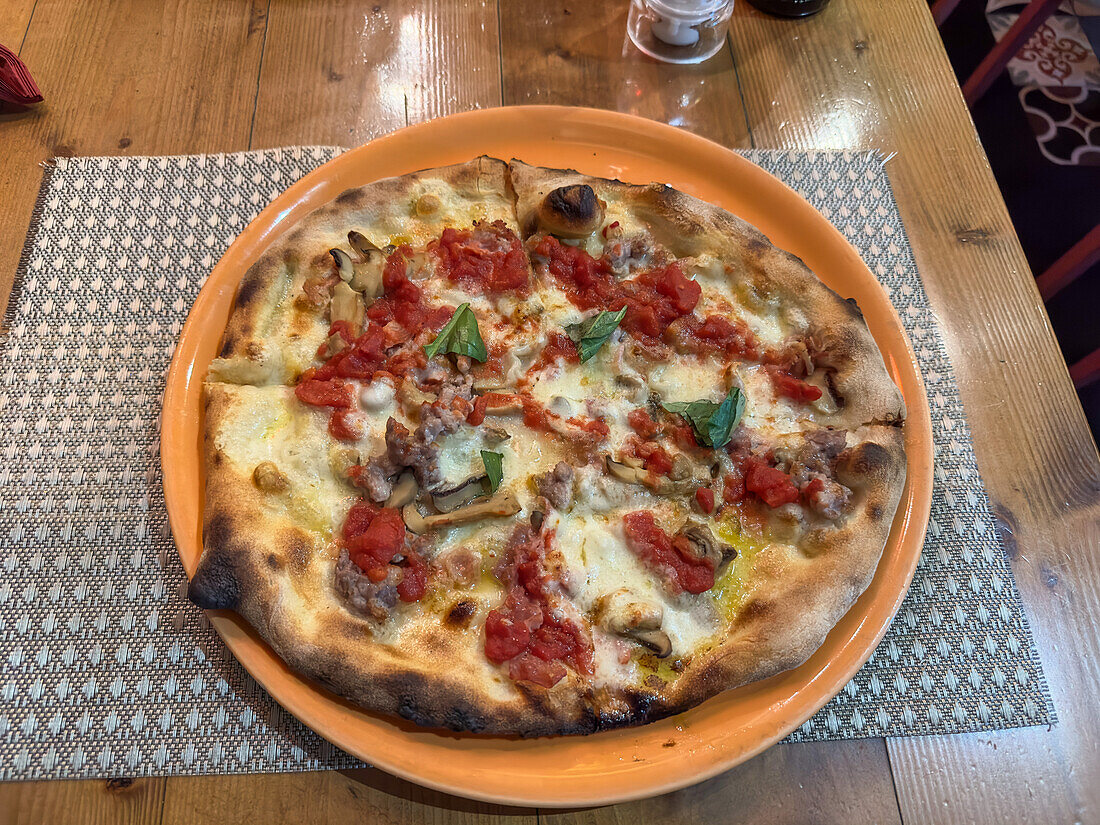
[[627, 0, 736, 64]]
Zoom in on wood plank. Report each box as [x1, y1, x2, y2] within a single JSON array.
[[250, 0, 501, 149], [0, 0, 269, 316], [543, 740, 901, 825], [0, 777, 165, 825], [728, 2, 1100, 823], [0, 0, 37, 50], [160, 769, 535, 825], [499, 0, 751, 148]]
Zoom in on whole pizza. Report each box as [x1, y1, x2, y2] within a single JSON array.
[[188, 157, 907, 736]]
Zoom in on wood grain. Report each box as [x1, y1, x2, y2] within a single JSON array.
[[0, 0, 268, 316], [251, 0, 501, 149], [0, 777, 164, 825], [159, 769, 534, 825], [728, 2, 1100, 823], [0, 0, 1097, 822], [0, 0, 36, 50], [499, 0, 751, 148], [543, 740, 902, 825]]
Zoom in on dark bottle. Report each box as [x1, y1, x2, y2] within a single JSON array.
[[746, 0, 831, 17]]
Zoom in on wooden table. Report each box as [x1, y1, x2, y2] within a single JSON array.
[[1, 1, 1097, 822]]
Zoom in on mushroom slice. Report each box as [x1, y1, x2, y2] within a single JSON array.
[[606, 456, 646, 485], [403, 490, 521, 534], [676, 520, 737, 574], [385, 472, 418, 509], [330, 280, 364, 332], [537, 184, 605, 239], [595, 589, 672, 658], [252, 461, 289, 493], [431, 475, 491, 513], [481, 425, 511, 444], [401, 502, 430, 534], [343, 232, 386, 298], [321, 331, 348, 359], [630, 629, 672, 658], [329, 247, 355, 283]]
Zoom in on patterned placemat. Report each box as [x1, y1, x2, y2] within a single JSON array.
[[0, 146, 1055, 780]]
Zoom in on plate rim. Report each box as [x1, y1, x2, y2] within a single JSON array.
[[162, 105, 933, 808]]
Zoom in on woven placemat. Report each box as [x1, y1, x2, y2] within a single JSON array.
[[0, 146, 1055, 780]]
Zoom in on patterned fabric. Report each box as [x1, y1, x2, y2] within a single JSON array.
[[0, 147, 1055, 780]]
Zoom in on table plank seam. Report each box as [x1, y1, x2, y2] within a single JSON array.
[[724, 33, 755, 149], [15, 0, 37, 54], [246, 0, 274, 151], [496, 0, 506, 108]]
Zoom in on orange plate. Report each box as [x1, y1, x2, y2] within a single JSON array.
[[162, 107, 933, 808]]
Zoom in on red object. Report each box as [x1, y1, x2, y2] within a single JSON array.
[[627, 408, 659, 438], [294, 375, 352, 408], [1070, 348, 1100, 390], [484, 527, 592, 685], [766, 365, 823, 403], [328, 409, 362, 441], [534, 237, 718, 350], [744, 456, 799, 508], [623, 511, 717, 594], [723, 469, 746, 505], [695, 487, 715, 514], [0, 44, 43, 106], [432, 222, 530, 295], [342, 504, 428, 601], [1036, 224, 1100, 302]]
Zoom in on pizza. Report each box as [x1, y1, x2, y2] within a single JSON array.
[[188, 156, 907, 736]]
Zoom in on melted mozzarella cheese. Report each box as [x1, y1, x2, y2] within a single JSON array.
[[549, 509, 722, 687], [645, 356, 728, 405], [212, 384, 353, 534]]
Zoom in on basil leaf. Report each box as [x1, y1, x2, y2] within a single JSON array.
[[565, 306, 627, 363], [662, 387, 746, 449], [423, 303, 488, 362], [480, 450, 504, 493]]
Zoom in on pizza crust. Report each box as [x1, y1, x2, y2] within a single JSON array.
[[189, 157, 911, 737], [509, 160, 905, 431], [210, 157, 517, 384]]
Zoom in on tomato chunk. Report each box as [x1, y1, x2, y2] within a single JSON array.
[[483, 526, 592, 685], [766, 366, 823, 403], [744, 456, 799, 508], [695, 487, 715, 514], [328, 409, 362, 442], [433, 221, 530, 296], [623, 511, 717, 595], [295, 376, 352, 408]]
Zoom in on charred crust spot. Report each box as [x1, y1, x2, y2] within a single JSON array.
[[738, 598, 771, 623], [189, 520, 240, 610], [744, 234, 771, 255], [847, 441, 890, 477], [335, 188, 365, 208], [441, 706, 487, 733], [212, 452, 223, 466], [544, 184, 598, 225], [624, 689, 659, 721], [217, 334, 237, 358], [234, 272, 264, 311], [869, 504, 884, 521], [266, 553, 280, 570], [444, 599, 477, 627]]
